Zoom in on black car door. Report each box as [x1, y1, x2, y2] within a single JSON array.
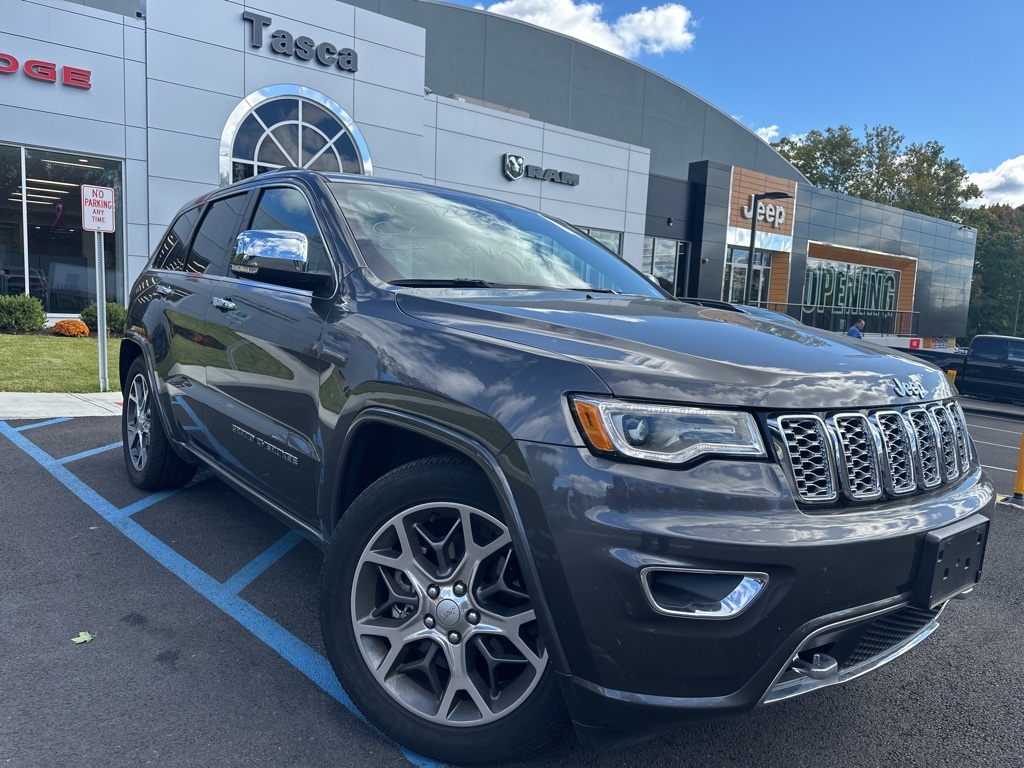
[[140, 195, 248, 451], [963, 337, 1006, 399], [202, 184, 333, 523]]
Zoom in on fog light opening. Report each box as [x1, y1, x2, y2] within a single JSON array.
[[641, 568, 768, 619]]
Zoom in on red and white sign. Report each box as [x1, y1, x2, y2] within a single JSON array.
[[0, 52, 91, 89], [81, 185, 115, 233]]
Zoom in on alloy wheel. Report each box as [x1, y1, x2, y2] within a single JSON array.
[[351, 501, 547, 726], [125, 372, 151, 471]]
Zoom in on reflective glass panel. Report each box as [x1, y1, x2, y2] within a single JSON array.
[[24, 148, 123, 313], [0, 144, 23, 299], [331, 183, 662, 296]]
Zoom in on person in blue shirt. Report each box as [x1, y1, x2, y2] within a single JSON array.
[[847, 318, 865, 338]]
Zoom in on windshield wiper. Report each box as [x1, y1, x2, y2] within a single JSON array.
[[390, 278, 496, 288], [562, 286, 622, 294]]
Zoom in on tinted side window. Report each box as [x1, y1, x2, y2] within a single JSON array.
[[186, 194, 249, 276], [247, 187, 328, 273], [1007, 340, 1024, 364], [969, 337, 1006, 363], [152, 207, 200, 271]]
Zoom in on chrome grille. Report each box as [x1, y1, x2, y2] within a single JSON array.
[[947, 402, 971, 471], [929, 405, 960, 481], [874, 411, 916, 494], [774, 401, 972, 505], [831, 414, 882, 500], [776, 415, 836, 503], [905, 408, 942, 489]]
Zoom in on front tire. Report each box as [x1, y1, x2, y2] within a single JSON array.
[[121, 357, 195, 490], [320, 455, 565, 764]]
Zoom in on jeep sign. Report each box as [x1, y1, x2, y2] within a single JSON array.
[[741, 193, 786, 228]]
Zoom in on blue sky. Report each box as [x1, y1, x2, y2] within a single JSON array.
[[457, 0, 1024, 206]]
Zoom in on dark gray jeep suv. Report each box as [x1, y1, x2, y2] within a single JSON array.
[[120, 170, 993, 763]]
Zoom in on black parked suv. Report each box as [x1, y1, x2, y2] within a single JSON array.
[[121, 170, 993, 763]]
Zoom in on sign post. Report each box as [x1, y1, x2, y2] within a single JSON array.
[[81, 184, 115, 392]]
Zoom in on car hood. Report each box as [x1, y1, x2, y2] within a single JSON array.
[[395, 291, 955, 410]]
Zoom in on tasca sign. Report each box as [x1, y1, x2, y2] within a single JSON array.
[[243, 12, 358, 72], [502, 153, 580, 186]]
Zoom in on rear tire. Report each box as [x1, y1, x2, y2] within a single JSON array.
[[121, 357, 196, 490], [320, 455, 565, 764]]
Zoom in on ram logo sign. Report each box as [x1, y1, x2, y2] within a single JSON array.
[[502, 153, 580, 186]]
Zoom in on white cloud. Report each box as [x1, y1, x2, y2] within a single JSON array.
[[968, 155, 1024, 207], [476, 0, 696, 58], [755, 125, 779, 143]]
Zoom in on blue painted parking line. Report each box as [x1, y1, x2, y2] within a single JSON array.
[[15, 417, 71, 432], [58, 441, 121, 465], [114, 488, 186, 521], [0, 420, 442, 768], [223, 530, 304, 595]]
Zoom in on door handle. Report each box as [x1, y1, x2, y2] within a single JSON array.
[[155, 284, 172, 296], [211, 296, 236, 311]]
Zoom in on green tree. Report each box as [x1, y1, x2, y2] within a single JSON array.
[[773, 124, 982, 219], [774, 126, 863, 194], [962, 205, 1024, 339]]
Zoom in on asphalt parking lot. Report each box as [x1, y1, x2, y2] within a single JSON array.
[[2, 410, 1024, 768]]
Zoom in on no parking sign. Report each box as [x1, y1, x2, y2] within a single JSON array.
[[81, 185, 114, 391], [81, 185, 115, 232]]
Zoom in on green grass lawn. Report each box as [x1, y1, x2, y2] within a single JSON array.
[[0, 335, 120, 393]]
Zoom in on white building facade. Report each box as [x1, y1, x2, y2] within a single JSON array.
[[1, 0, 649, 316]]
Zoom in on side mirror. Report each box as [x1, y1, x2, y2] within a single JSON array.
[[230, 230, 332, 292]]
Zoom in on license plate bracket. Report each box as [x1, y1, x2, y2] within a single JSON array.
[[912, 515, 989, 609]]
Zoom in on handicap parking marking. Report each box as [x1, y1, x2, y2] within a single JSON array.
[[0, 419, 443, 768], [223, 530, 305, 595], [57, 441, 122, 465], [14, 416, 72, 432]]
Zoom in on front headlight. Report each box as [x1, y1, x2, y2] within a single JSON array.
[[570, 396, 766, 465]]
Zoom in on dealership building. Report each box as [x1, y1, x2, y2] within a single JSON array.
[[1, 0, 976, 336]]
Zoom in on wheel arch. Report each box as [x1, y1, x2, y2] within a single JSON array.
[[119, 335, 145, 392], [331, 407, 570, 674]]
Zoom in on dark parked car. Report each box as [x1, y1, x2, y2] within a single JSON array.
[[120, 170, 993, 763], [906, 334, 1024, 404]]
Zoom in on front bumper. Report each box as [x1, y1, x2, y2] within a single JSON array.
[[499, 441, 995, 749]]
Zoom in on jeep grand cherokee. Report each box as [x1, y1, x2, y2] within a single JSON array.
[[120, 170, 992, 763]]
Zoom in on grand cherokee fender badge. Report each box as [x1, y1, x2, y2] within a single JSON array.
[[232, 424, 299, 465], [891, 378, 927, 399]]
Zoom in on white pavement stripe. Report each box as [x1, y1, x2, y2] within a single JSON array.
[[981, 464, 1016, 474], [968, 423, 1024, 436], [973, 439, 1020, 449]]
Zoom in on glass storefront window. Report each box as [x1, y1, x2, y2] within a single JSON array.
[[1, 143, 123, 313], [0, 144, 23, 300], [724, 247, 771, 306], [577, 226, 622, 255], [643, 236, 687, 294], [801, 257, 901, 332]]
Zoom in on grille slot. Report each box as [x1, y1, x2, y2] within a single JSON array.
[[904, 408, 942, 489], [831, 414, 882, 500], [929, 405, 960, 481], [773, 401, 971, 505], [776, 416, 836, 503], [947, 402, 971, 472], [874, 411, 916, 494]]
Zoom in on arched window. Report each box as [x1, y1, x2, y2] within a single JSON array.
[[219, 85, 372, 185]]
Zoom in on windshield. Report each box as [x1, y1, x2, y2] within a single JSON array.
[[329, 182, 663, 296]]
